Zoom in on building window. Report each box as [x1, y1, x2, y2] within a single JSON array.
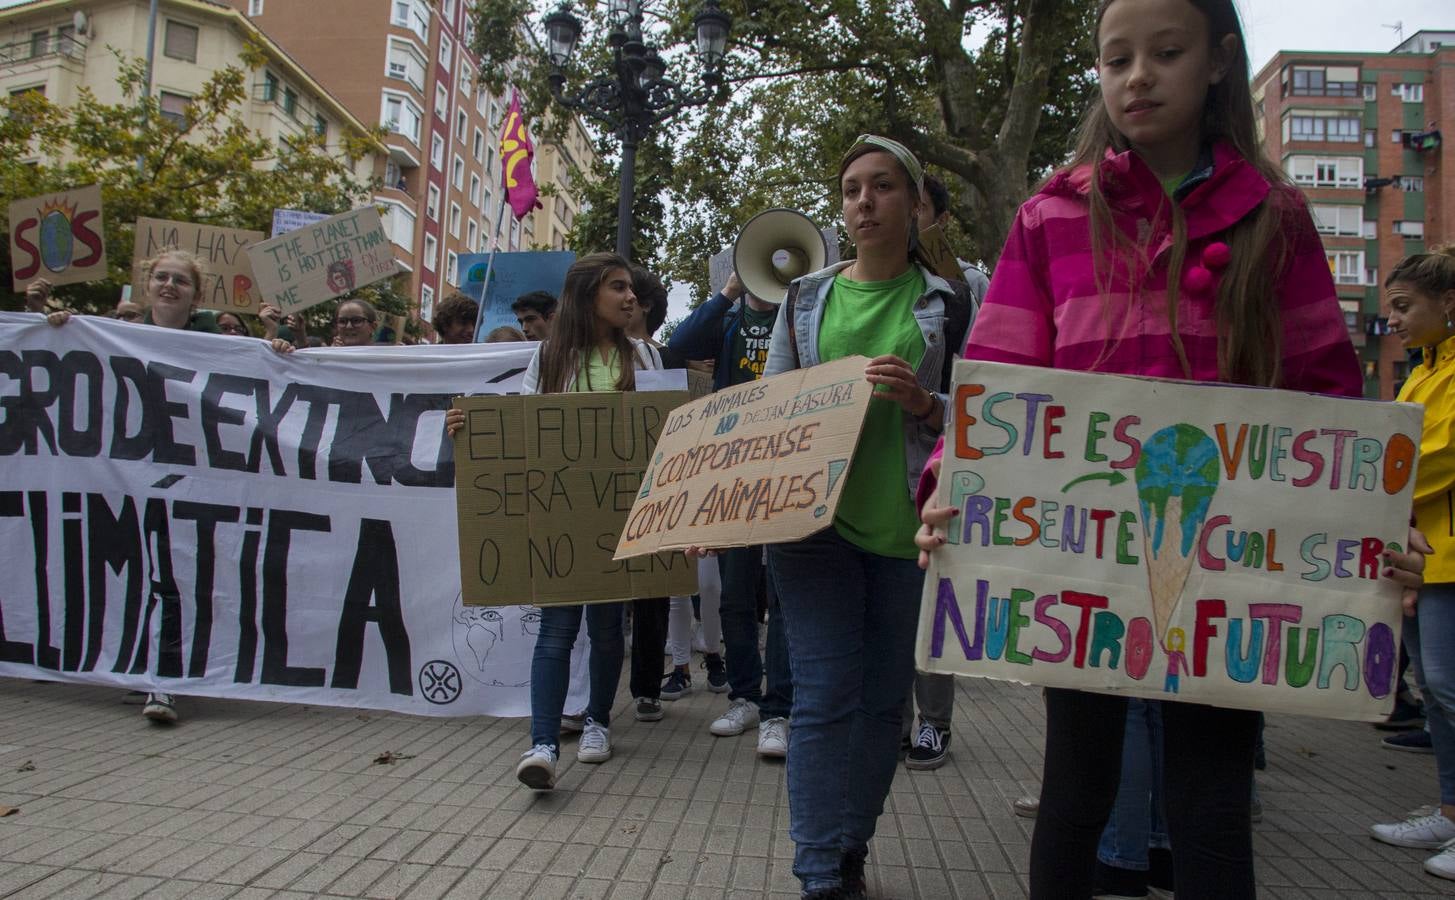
[[1366, 267, 1379, 287], [469, 174, 482, 208], [1394, 221, 1425, 238], [159, 91, 191, 126], [430, 132, 444, 168], [163, 20, 199, 62], [1362, 83, 1377, 101], [383, 203, 416, 249], [482, 190, 493, 221], [1363, 219, 1377, 239], [1364, 129, 1375, 148], [460, 62, 473, 97], [1398, 175, 1425, 192], [248, 0, 264, 14], [1286, 112, 1360, 143], [452, 155, 464, 189], [456, 109, 467, 143], [391, 0, 429, 43], [1285, 155, 1361, 189], [1289, 65, 1359, 97], [1309, 204, 1362, 237], [382, 93, 422, 144], [489, 100, 502, 126], [423, 234, 438, 271], [385, 159, 402, 189], [427, 184, 440, 220], [446, 251, 459, 286], [449, 203, 461, 238], [420, 284, 435, 323], [467, 219, 479, 251], [314, 114, 327, 138], [439, 34, 453, 69], [1392, 130, 1404, 143], [434, 83, 448, 117], [281, 87, 297, 118], [443, 0, 457, 17], [473, 128, 485, 163], [1392, 83, 1424, 103], [476, 90, 488, 116], [1326, 250, 1364, 285], [387, 38, 427, 92], [261, 71, 278, 102]]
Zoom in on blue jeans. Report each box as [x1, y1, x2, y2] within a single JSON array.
[[769, 527, 923, 891], [530, 602, 625, 751], [1403, 582, 1455, 805], [719, 546, 792, 720], [1098, 699, 1170, 869]]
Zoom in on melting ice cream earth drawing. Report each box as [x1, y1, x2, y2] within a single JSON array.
[[1133, 424, 1221, 645]]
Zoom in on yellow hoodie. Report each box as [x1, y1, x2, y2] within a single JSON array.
[[1397, 335, 1455, 583]]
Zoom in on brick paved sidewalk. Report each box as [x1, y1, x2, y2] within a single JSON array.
[[0, 674, 1446, 898]]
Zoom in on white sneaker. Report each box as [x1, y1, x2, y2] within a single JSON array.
[[577, 718, 612, 763], [1371, 811, 1455, 848], [516, 744, 557, 790], [142, 693, 177, 723], [1425, 840, 1455, 880], [710, 698, 760, 736], [757, 717, 788, 758]]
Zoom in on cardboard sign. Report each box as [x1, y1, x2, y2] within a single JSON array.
[[459, 250, 576, 336], [918, 360, 1423, 721], [455, 390, 699, 606], [270, 208, 327, 237], [9, 185, 106, 290], [132, 218, 265, 313], [613, 355, 874, 558], [246, 206, 397, 314], [915, 223, 963, 284]]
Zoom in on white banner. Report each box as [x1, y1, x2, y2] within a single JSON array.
[[0, 313, 588, 717]]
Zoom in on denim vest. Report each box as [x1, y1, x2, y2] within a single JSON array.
[[762, 261, 957, 501]]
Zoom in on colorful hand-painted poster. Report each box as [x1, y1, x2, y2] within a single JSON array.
[[132, 218, 265, 314], [613, 355, 873, 558], [9, 185, 106, 290], [246, 206, 397, 314], [917, 361, 1423, 721]]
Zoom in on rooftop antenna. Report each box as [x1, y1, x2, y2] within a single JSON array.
[[1383, 21, 1404, 45]]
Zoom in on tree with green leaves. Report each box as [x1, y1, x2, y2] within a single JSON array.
[[0, 44, 402, 329], [470, 0, 1097, 299]]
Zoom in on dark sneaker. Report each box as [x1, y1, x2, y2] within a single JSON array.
[[634, 697, 664, 722], [142, 692, 177, 724], [661, 667, 692, 700], [704, 653, 728, 693], [1375, 695, 1426, 731], [1092, 860, 1149, 899], [839, 848, 868, 900], [1383, 730, 1435, 753], [561, 713, 585, 734], [905, 721, 950, 770]]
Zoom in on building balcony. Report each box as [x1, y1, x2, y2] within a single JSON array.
[[0, 33, 85, 75]]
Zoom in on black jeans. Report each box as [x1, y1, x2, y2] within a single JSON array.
[[629, 597, 669, 700], [1030, 688, 1259, 899]]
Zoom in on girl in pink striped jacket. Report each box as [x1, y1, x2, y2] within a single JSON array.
[[916, 0, 1366, 897]]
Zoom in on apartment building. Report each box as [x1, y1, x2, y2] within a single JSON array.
[[0, 0, 379, 210], [1253, 30, 1454, 399], [227, 0, 596, 328]]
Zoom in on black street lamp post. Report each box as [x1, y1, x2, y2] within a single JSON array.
[[543, 0, 731, 260]]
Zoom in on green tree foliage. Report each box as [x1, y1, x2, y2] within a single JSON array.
[[0, 47, 395, 319], [471, 0, 1097, 300]]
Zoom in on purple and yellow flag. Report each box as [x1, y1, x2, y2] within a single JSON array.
[[500, 90, 541, 219]]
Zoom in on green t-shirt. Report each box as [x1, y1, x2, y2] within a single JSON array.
[[729, 304, 777, 386], [818, 266, 926, 558], [576, 346, 623, 392]]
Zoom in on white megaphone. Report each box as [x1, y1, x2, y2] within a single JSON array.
[[732, 208, 828, 304]]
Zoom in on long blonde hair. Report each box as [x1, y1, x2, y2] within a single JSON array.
[[537, 252, 638, 394], [1074, 0, 1289, 386]]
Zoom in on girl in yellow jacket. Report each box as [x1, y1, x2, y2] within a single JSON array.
[[1371, 244, 1455, 881]]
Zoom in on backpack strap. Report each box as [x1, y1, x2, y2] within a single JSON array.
[[783, 280, 803, 370], [938, 281, 975, 392]]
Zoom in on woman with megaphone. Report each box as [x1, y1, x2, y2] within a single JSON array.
[[692, 135, 976, 899]]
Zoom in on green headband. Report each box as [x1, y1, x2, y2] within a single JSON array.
[[844, 134, 923, 193]]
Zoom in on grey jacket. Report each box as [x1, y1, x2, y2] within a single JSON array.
[[762, 261, 962, 500]]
